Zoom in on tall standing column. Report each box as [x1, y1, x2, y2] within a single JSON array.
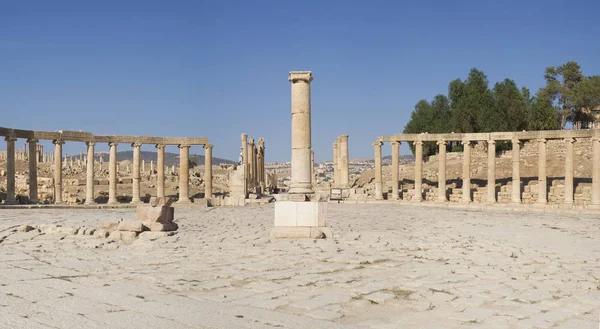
[[241, 133, 248, 187], [373, 141, 383, 200], [487, 140, 496, 203], [564, 138, 575, 204], [258, 138, 266, 190], [437, 141, 447, 202], [462, 140, 471, 203], [592, 137, 600, 206], [252, 143, 258, 189], [537, 138, 547, 204], [108, 142, 118, 204], [28, 138, 39, 204], [131, 142, 142, 204], [333, 141, 339, 187], [156, 144, 166, 198], [248, 139, 255, 190], [85, 142, 96, 204], [288, 71, 314, 195], [5, 137, 17, 204], [261, 139, 266, 189], [414, 141, 423, 202], [178, 144, 191, 203], [53, 140, 64, 204], [311, 148, 315, 186], [391, 141, 400, 200], [511, 139, 521, 204], [339, 135, 349, 187], [204, 144, 213, 198]]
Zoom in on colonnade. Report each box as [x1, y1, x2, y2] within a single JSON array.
[[373, 131, 600, 206], [333, 135, 349, 188], [0, 127, 211, 205], [240, 134, 266, 193]]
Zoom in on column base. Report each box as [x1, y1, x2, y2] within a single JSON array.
[[85, 201, 97, 205], [130, 200, 143, 205], [177, 198, 192, 204], [272, 201, 329, 238], [411, 198, 423, 203], [107, 199, 118, 205]]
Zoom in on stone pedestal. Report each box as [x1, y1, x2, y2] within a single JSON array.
[[271, 201, 330, 238]]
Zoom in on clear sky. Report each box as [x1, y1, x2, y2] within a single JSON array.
[[2, 0, 599, 162]]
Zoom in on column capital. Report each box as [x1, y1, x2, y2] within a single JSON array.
[[178, 144, 191, 149], [511, 139, 522, 145], [391, 140, 401, 146], [487, 139, 496, 145], [131, 142, 142, 148], [52, 139, 65, 145], [592, 136, 600, 142], [339, 134, 349, 141], [413, 140, 423, 146], [372, 141, 383, 147], [564, 137, 575, 144], [537, 138, 547, 144], [288, 71, 313, 83], [249, 137, 255, 145], [204, 144, 214, 150], [86, 141, 96, 146], [108, 142, 118, 147], [5, 136, 17, 142], [155, 144, 166, 150], [461, 140, 471, 146], [436, 140, 447, 146], [27, 138, 39, 143], [241, 133, 248, 141]]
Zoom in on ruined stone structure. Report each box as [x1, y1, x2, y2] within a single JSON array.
[[0, 127, 211, 205], [240, 133, 266, 196], [373, 131, 600, 207], [332, 135, 349, 188]]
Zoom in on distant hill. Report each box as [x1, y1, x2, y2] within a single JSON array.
[[68, 151, 236, 167], [382, 155, 414, 162]]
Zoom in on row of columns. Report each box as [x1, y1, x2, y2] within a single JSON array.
[[240, 134, 266, 193], [373, 137, 600, 206], [3, 138, 213, 205], [332, 135, 349, 188]]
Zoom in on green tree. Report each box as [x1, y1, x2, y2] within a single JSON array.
[[449, 69, 493, 133], [487, 79, 527, 132], [540, 61, 585, 128]]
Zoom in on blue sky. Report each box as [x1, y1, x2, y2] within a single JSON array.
[[1, 0, 599, 162]]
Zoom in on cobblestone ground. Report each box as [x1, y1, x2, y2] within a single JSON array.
[[0, 204, 599, 328]]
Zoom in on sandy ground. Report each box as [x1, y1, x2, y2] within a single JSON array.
[[0, 204, 599, 329]]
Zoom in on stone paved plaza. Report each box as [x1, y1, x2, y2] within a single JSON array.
[[0, 204, 599, 328]]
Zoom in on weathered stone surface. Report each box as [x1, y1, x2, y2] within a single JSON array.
[[136, 204, 174, 224], [17, 224, 35, 232], [98, 220, 120, 231], [118, 221, 144, 233], [146, 222, 178, 232]]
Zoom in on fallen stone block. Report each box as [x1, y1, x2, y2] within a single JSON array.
[[118, 221, 144, 233], [136, 205, 174, 224], [149, 196, 174, 207], [94, 229, 109, 238], [145, 222, 178, 232], [17, 224, 35, 233], [99, 220, 121, 231]]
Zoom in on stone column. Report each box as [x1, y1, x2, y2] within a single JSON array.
[[241, 133, 248, 187], [53, 140, 64, 204], [487, 140, 496, 203], [248, 139, 255, 189], [311, 148, 316, 186], [391, 141, 400, 200], [28, 138, 39, 204], [108, 142, 118, 204], [156, 144, 166, 197], [131, 142, 142, 204], [592, 137, 600, 206], [333, 141, 339, 187], [5, 137, 17, 204], [564, 138, 574, 204], [537, 138, 547, 204], [511, 139, 521, 204], [288, 71, 314, 195], [339, 135, 349, 187], [462, 140, 471, 203], [414, 141, 423, 202], [373, 141, 383, 200], [178, 144, 191, 203], [204, 144, 213, 198], [437, 141, 447, 202], [260, 139, 266, 189], [85, 142, 96, 204], [253, 143, 258, 189]]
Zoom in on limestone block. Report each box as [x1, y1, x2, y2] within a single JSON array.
[[94, 229, 109, 238], [149, 196, 174, 207], [136, 204, 174, 224], [98, 220, 121, 231], [274, 201, 327, 228], [146, 222, 178, 232], [118, 221, 144, 233], [269, 226, 328, 239]]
